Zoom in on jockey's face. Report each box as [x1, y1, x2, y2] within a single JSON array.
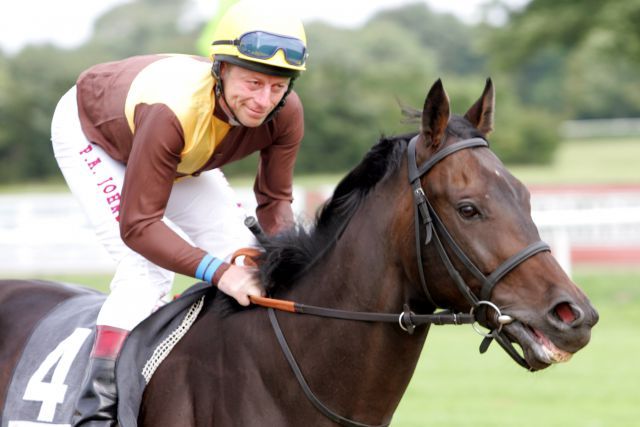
[[220, 63, 290, 127]]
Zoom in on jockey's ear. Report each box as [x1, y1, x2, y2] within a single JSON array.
[[464, 78, 495, 136], [421, 79, 450, 149]]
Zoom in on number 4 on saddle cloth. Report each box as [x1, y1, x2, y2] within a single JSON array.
[[1, 282, 214, 427]]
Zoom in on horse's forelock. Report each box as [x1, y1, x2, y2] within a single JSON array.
[[447, 115, 486, 141]]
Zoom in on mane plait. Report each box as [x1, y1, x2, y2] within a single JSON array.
[[259, 135, 410, 293]]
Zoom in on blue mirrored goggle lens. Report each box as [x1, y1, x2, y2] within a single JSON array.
[[237, 31, 307, 66]]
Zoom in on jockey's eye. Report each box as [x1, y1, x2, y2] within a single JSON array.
[[457, 202, 481, 220]]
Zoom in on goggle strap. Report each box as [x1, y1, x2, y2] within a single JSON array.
[[211, 40, 239, 46]]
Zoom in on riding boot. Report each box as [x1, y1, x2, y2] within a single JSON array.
[[73, 325, 128, 427]]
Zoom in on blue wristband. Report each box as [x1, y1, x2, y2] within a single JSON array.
[[195, 254, 224, 282], [203, 258, 224, 283]]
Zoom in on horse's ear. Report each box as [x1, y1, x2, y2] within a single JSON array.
[[464, 78, 495, 135], [421, 79, 450, 148]]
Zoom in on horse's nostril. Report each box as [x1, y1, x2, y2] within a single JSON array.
[[555, 302, 575, 323], [553, 302, 584, 326]]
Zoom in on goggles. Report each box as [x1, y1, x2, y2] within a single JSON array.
[[213, 31, 308, 67]]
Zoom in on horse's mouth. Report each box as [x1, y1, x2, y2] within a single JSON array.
[[503, 321, 573, 370]]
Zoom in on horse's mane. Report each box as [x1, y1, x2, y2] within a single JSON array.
[[259, 133, 413, 293]]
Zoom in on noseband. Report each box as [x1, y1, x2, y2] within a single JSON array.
[[407, 134, 550, 369]]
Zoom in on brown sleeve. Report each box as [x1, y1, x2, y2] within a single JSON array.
[[119, 103, 209, 279], [254, 92, 304, 235]]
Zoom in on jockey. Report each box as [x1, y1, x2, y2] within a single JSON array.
[[50, 2, 308, 426]]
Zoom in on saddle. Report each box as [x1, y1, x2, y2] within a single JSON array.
[[1, 282, 214, 427]]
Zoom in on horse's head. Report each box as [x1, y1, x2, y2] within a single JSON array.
[[408, 79, 598, 371]]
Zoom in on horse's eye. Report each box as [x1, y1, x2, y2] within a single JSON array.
[[458, 203, 480, 219]]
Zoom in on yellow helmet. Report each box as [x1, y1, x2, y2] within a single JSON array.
[[210, 1, 308, 78]]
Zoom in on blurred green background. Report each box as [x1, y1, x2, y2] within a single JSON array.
[[2, 0, 640, 181], [1, 1, 639, 426]]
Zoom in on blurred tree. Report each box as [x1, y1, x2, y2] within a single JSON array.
[[490, 0, 640, 66], [87, 0, 197, 58], [289, 3, 559, 170], [564, 34, 640, 119], [292, 19, 438, 173], [487, 0, 640, 119], [0, 0, 579, 184], [490, 76, 560, 163], [0, 45, 82, 181], [369, 3, 487, 75], [0, 0, 197, 183], [0, 54, 11, 159]]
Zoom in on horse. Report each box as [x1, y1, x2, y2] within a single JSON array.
[[0, 78, 598, 427]]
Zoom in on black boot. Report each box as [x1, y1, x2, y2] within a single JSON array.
[[73, 357, 118, 426], [73, 325, 128, 427]]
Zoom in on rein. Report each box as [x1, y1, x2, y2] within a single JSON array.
[[248, 296, 473, 427], [249, 295, 474, 330], [248, 134, 550, 426]]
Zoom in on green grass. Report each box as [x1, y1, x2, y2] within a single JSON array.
[[12, 273, 197, 296], [9, 267, 639, 426], [3, 138, 638, 194], [508, 137, 640, 185], [392, 267, 640, 427], [227, 137, 640, 188]]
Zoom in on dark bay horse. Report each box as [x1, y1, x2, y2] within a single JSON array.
[[0, 79, 598, 426]]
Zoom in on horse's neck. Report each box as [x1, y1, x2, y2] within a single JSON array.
[[291, 173, 416, 312], [291, 203, 403, 310], [277, 190, 428, 421]]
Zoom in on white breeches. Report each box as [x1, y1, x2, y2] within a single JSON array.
[[51, 86, 256, 331]]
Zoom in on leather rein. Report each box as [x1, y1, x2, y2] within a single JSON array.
[[248, 135, 550, 427]]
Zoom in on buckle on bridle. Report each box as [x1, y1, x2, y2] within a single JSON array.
[[469, 301, 515, 354], [469, 300, 513, 337], [413, 187, 433, 245], [399, 304, 416, 334]]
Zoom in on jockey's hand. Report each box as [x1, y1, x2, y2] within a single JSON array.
[[216, 264, 264, 306]]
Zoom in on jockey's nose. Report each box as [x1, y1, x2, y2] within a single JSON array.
[[253, 87, 273, 108]]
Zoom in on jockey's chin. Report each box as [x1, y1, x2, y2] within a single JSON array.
[[235, 105, 271, 127]]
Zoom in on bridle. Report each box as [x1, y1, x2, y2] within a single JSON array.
[[249, 134, 550, 427], [406, 134, 550, 368]]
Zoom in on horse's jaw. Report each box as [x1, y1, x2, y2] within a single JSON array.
[[502, 321, 574, 371]]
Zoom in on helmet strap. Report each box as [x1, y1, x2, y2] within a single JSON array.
[[264, 76, 296, 123], [212, 61, 241, 126]]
